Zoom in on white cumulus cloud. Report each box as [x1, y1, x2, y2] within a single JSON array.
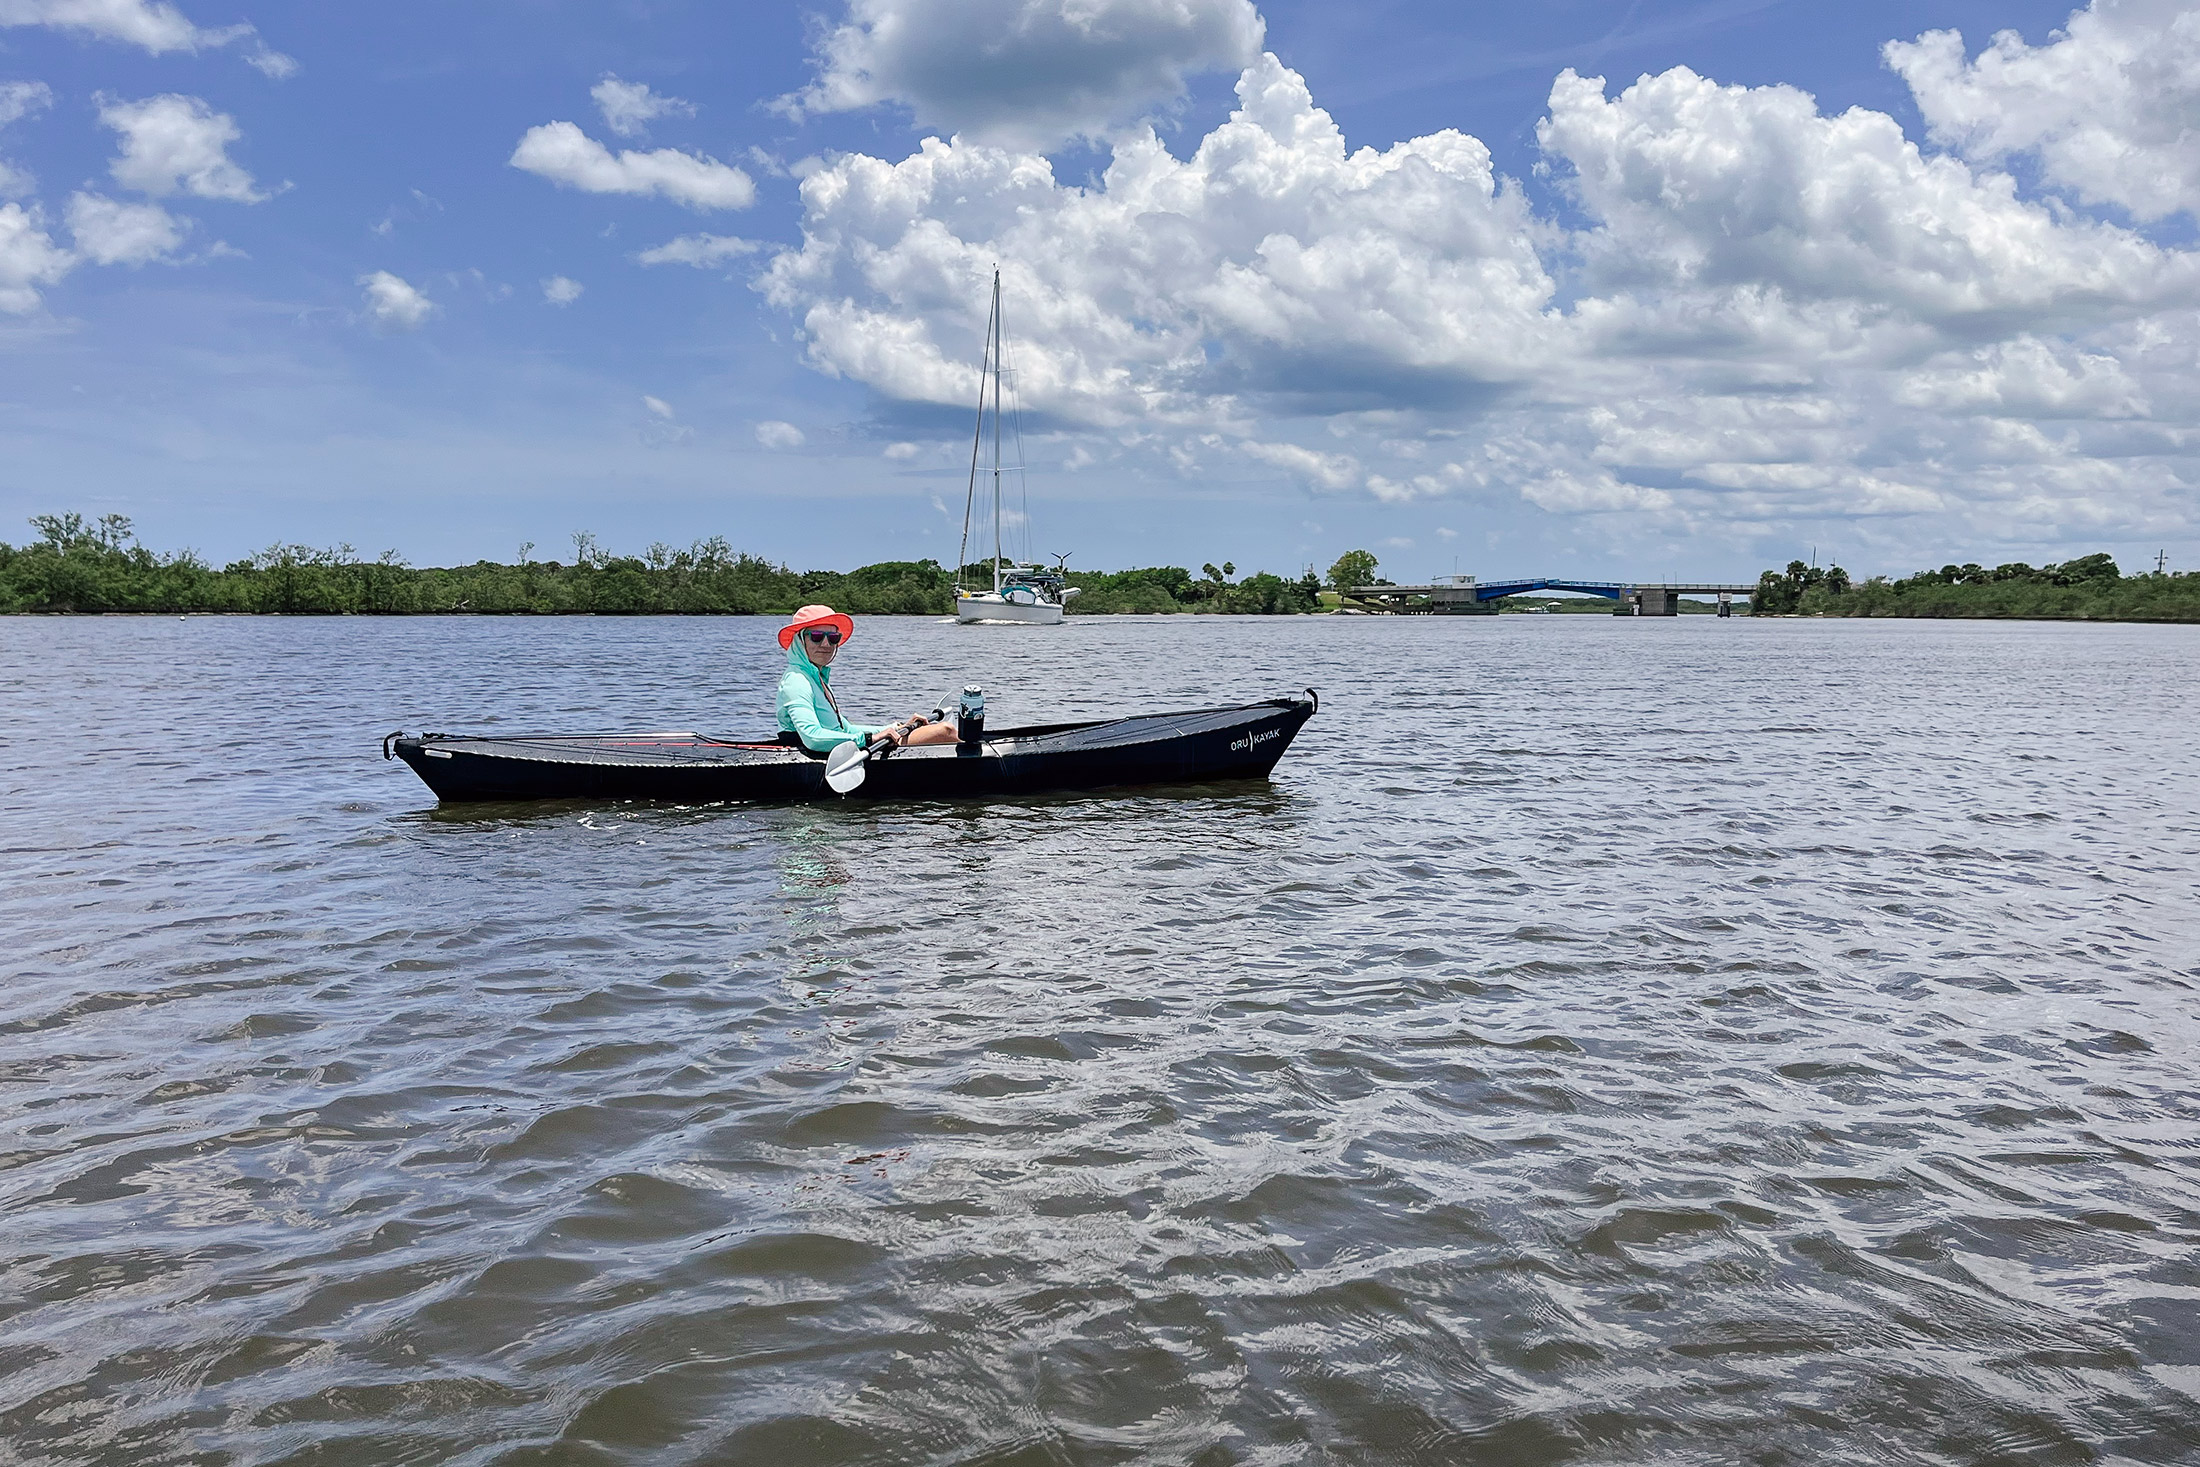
[[0, 200, 70, 311], [1242, 439, 1360, 491], [359, 269, 433, 329], [786, 0, 1264, 149], [1539, 64, 2191, 325], [0, 1, 289, 69], [1888, 0, 2200, 223], [749, 10, 2200, 558], [0, 79, 50, 127], [66, 190, 184, 264], [643, 394, 674, 419], [98, 93, 264, 201], [635, 232, 758, 268], [1520, 469, 1674, 516], [762, 54, 1552, 430], [0, 0, 230, 53], [0, 79, 53, 196], [1895, 337, 2148, 419], [541, 274, 583, 305], [244, 41, 295, 78], [756, 420, 805, 449], [509, 121, 754, 210], [592, 75, 694, 138]]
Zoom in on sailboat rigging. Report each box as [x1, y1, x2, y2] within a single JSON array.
[[955, 268, 1075, 626]]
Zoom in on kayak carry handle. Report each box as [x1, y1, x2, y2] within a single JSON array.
[[1304, 688, 1319, 714], [382, 730, 403, 760]]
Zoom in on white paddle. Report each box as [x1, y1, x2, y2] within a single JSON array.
[[823, 736, 875, 794], [822, 695, 956, 794]]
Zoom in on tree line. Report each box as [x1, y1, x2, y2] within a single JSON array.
[[17, 517, 2184, 622], [0, 513, 1340, 615], [1752, 553, 2200, 621]]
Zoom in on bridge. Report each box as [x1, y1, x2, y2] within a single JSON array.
[[1346, 576, 1758, 616]]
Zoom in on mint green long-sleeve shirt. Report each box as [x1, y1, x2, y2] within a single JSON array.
[[775, 640, 884, 753]]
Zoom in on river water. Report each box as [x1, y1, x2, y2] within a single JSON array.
[[3, 613, 2197, 1466]]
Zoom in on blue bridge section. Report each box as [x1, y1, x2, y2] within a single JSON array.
[[1343, 577, 1759, 615], [1469, 578, 1632, 602]]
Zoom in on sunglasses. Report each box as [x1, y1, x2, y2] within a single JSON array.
[[805, 629, 843, 645]]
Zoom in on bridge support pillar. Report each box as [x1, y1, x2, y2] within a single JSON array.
[[1613, 591, 1637, 616], [1430, 591, 1496, 614], [1429, 578, 1494, 615], [1717, 592, 1732, 618]]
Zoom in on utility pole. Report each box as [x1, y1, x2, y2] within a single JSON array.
[[2158, 548, 2170, 575]]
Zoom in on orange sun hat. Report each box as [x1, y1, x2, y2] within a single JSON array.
[[778, 604, 855, 649]]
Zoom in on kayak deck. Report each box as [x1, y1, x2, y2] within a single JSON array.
[[403, 733, 810, 766], [387, 694, 1317, 804]]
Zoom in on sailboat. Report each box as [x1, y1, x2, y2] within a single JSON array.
[[955, 268, 1075, 626]]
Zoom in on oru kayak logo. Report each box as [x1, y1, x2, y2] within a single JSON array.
[[1230, 728, 1281, 753]]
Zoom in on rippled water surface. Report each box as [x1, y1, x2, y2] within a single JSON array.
[[4, 613, 2199, 1466]]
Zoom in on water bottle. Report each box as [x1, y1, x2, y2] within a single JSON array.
[[957, 684, 985, 745]]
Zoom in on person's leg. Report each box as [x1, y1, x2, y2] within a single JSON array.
[[903, 721, 958, 745]]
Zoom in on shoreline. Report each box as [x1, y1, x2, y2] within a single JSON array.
[[13, 606, 2200, 624]]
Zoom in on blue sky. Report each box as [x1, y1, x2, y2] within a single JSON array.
[[1, 0, 2189, 582]]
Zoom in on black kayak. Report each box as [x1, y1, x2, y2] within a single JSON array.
[[385, 692, 1317, 804]]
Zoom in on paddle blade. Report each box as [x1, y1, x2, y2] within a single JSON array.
[[824, 740, 868, 794]]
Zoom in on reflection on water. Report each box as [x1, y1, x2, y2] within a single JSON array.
[[2, 613, 2198, 1465]]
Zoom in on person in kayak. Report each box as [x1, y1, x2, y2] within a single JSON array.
[[776, 604, 956, 754]]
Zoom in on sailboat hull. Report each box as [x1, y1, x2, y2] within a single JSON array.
[[956, 594, 1064, 625]]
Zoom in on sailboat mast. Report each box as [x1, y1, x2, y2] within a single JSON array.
[[991, 269, 1003, 594], [958, 303, 987, 595]]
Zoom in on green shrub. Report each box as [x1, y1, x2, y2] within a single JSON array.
[[1750, 553, 2200, 622], [1, 513, 1333, 617]]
